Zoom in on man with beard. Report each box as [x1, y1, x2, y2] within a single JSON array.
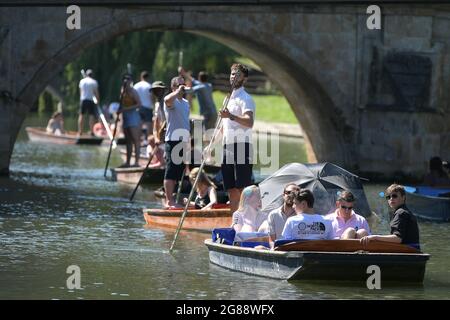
[[267, 183, 300, 247], [219, 63, 255, 214]]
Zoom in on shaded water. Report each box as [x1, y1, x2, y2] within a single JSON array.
[[1, 114, 449, 299]]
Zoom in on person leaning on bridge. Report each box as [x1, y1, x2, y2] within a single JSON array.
[[163, 76, 191, 208], [78, 69, 100, 136], [360, 184, 420, 250], [219, 63, 255, 214], [325, 190, 370, 239]]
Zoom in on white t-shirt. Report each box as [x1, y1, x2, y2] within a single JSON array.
[[134, 80, 153, 109], [79, 77, 98, 101], [281, 213, 333, 240], [222, 87, 255, 144], [232, 209, 268, 233]]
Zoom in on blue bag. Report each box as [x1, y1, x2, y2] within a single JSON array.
[[212, 228, 236, 245]]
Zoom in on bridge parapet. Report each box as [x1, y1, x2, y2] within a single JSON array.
[[0, 3, 449, 179]]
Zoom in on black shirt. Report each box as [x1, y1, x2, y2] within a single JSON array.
[[390, 204, 420, 247], [194, 190, 211, 209]]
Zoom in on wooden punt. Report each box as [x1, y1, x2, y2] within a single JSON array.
[[153, 186, 229, 208], [119, 148, 160, 168], [143, 206, 232, 233], [25, 127, 103, 145], [205, 239, 430, 282], [110, 166, 165, 185], [119, 148, 221, 174], [405, 186, 450, 222]]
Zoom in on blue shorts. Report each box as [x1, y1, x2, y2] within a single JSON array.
[[139, 107, 153, 122], [122, 108, 141, 129]]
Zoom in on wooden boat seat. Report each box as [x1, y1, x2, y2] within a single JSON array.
[[274, 239, 420, 254]]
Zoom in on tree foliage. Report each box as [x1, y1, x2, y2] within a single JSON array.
[[59, 31, 239, 113]]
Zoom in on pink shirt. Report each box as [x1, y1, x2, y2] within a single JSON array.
[[325, 210, 371, 239]]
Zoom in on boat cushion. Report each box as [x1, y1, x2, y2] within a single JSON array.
[[238, 241, 270, 249], [212, 228, 236, 245], [234, 232, 269, 242]]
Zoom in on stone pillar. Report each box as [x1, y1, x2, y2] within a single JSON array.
[[0, 99, 12, 176]]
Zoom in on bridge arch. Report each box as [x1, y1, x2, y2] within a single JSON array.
[[17, 9, 348, 167]]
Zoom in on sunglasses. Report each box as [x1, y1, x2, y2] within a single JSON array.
[[340, 205, 353, 211], [284, 190, 297, 195], [385, 194, 399, 200]]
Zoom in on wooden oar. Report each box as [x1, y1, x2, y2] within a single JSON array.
[[169, 70, 241, 253], [129, 144, 160, 201]]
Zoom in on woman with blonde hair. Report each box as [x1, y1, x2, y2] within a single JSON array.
[[183, 167, 217, 210], [231, 185, 269, 233]]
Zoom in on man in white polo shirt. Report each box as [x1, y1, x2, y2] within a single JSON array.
[[219, 63, 255, 214], [78, 69, 99, 136], [134, 71, 153, 145]]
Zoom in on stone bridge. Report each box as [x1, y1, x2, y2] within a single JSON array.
[[1, 1, 449, 180]]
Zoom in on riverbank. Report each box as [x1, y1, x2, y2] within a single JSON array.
[[190, 114, 303, 138]]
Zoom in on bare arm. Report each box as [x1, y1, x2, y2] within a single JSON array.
[[220, 109, 254, 128], [202, 188, 218, 210], [94, 87, 100, 103], [164, 86, 184, 108], [132, 88, 141, 106], [360, 234, 401, 246]]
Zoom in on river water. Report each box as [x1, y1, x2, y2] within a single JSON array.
[[1, 114, 449, 299]]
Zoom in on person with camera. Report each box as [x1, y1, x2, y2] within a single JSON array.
[[163, 76, 191, 208]]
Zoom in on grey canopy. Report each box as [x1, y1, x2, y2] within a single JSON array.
[[259, 162, 372, 217]]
